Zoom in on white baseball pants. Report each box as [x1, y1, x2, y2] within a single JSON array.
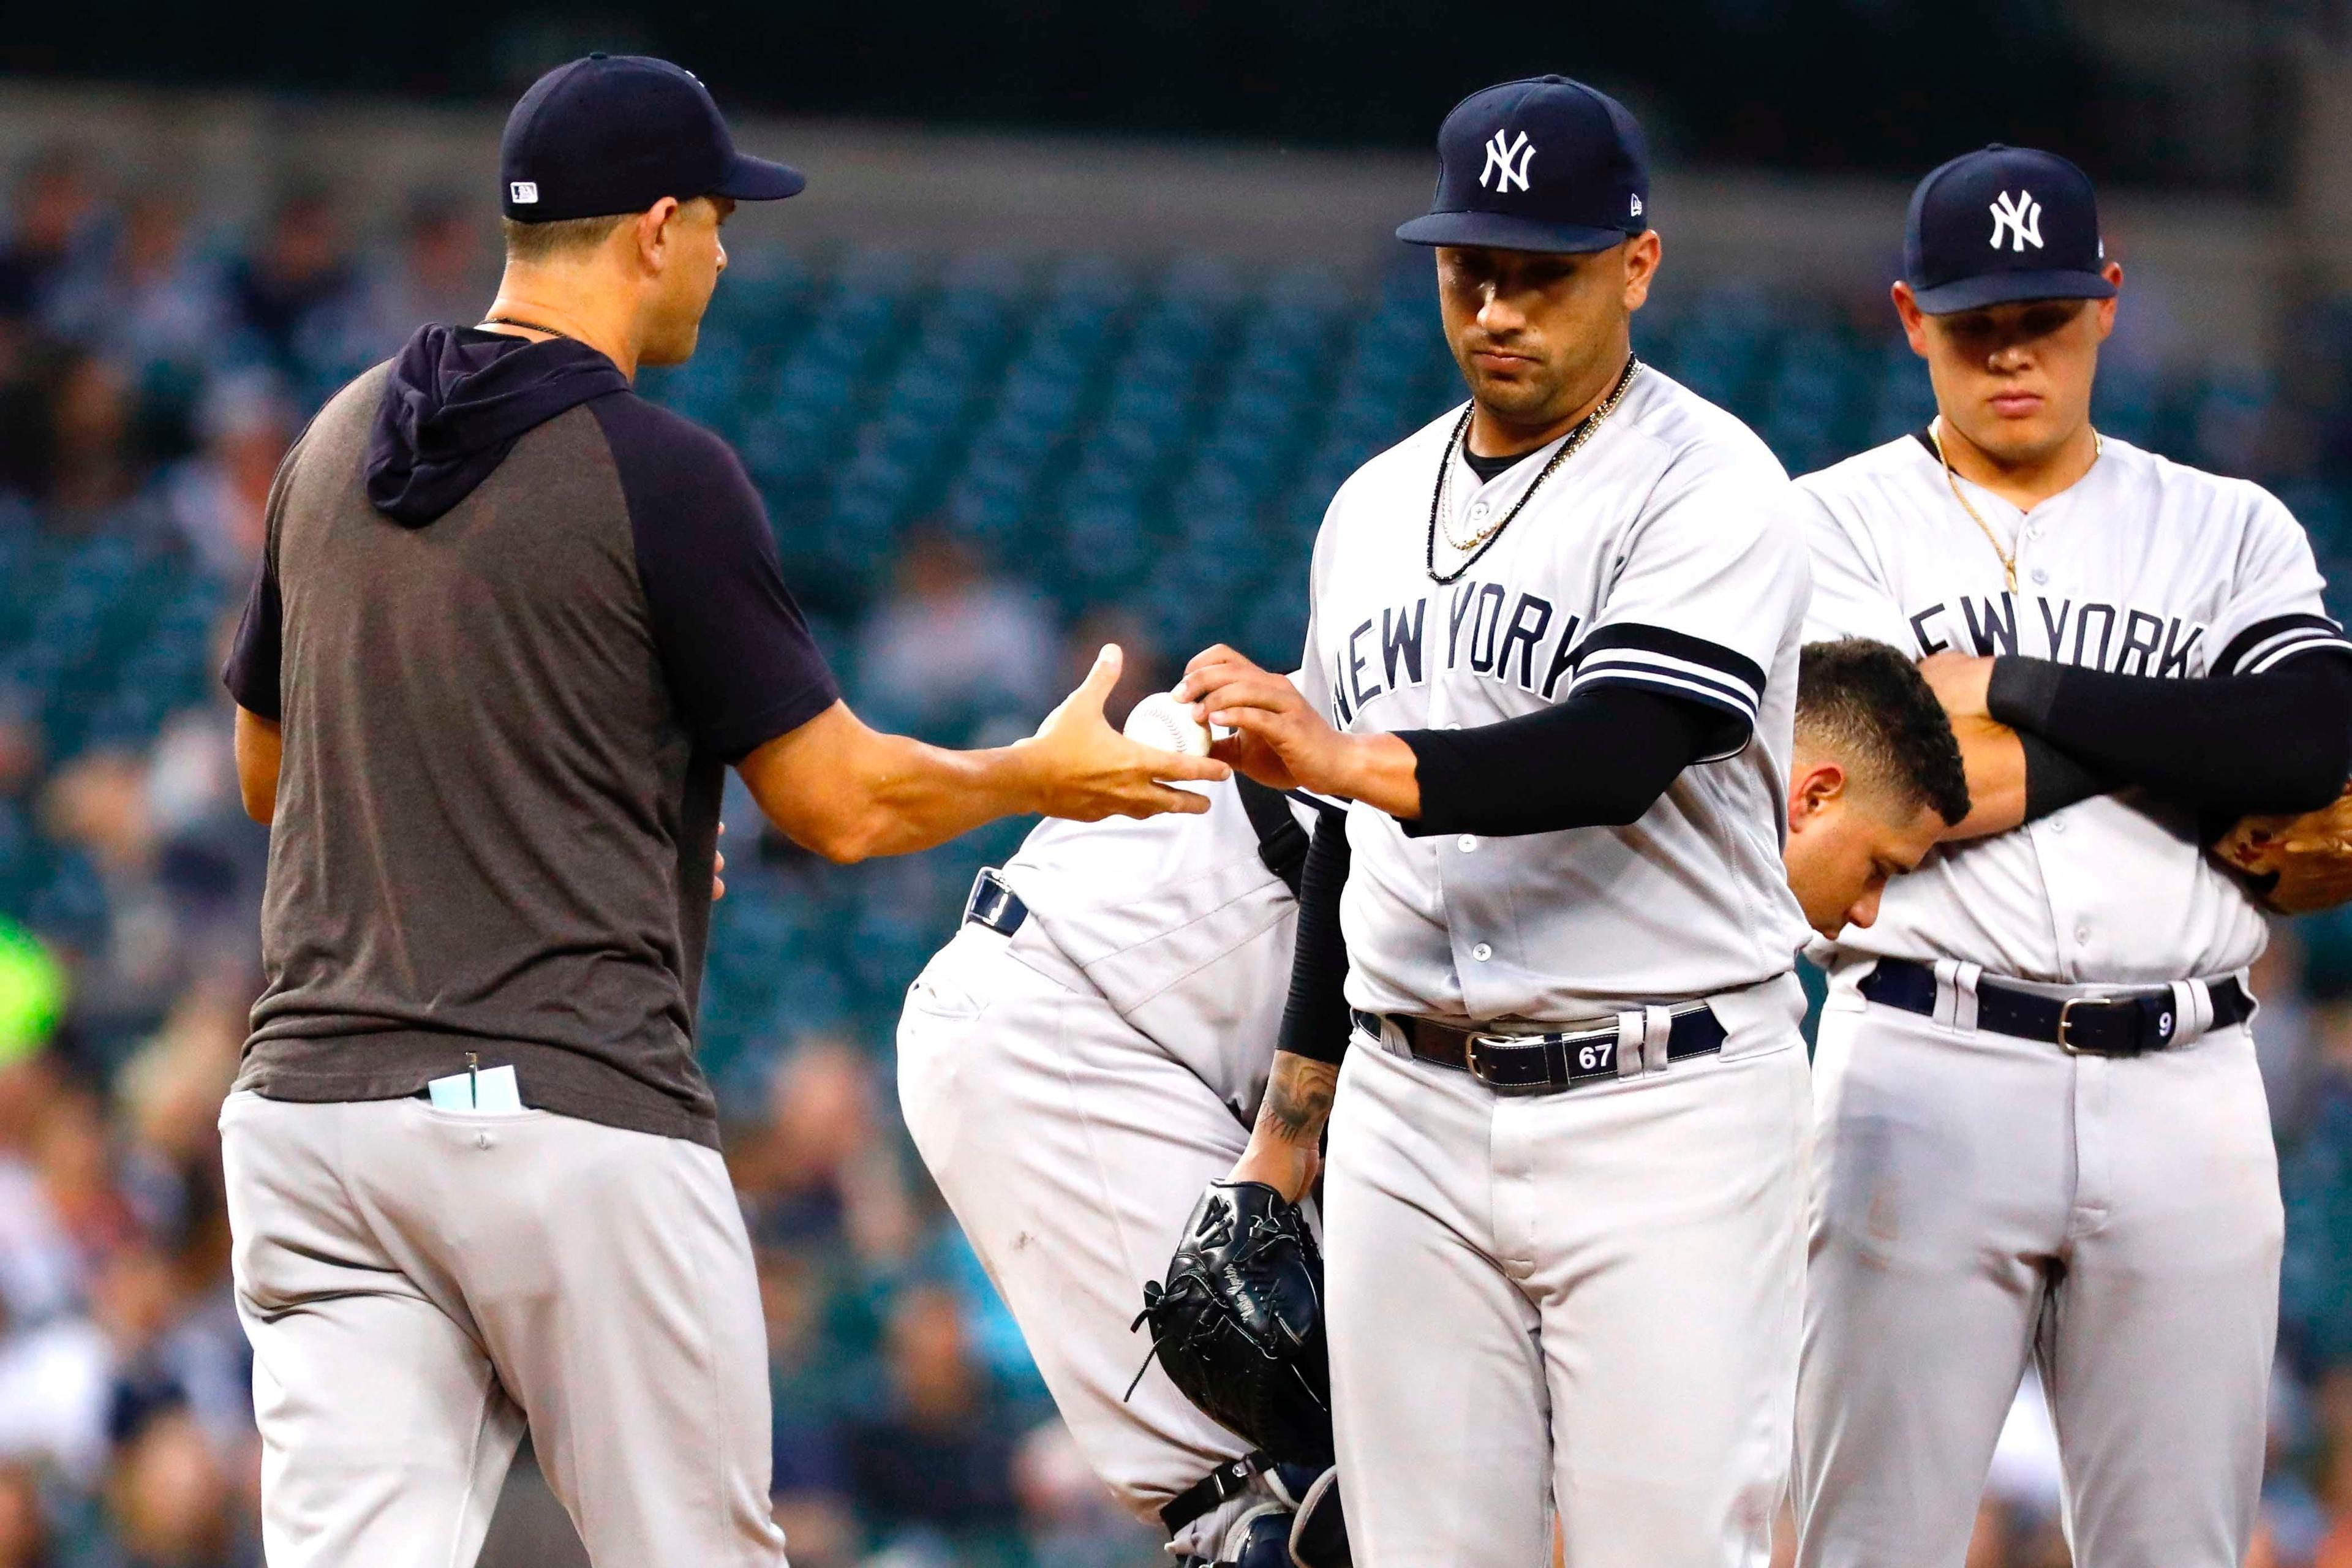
[[218, 1090, 788, 1568], [1794, 995, 2281, 1568], [895, 923, 1268, 1552], [1321, 1012, 1812, 1568]]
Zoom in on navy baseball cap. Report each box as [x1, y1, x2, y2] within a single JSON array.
[[1396, 76, 1649, 255], [500, 54, 805, 224], [1904, 145, 2114, 314]]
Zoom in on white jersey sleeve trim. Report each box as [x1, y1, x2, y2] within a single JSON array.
[[2210, 612, 2352, 677], [1561, 622, 1765, 760]]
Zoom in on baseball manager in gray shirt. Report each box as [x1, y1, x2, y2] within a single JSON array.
[[217, 55, 1224, 1567]]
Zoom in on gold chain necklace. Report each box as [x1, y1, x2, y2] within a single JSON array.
[[1926, 417, 2101, 594], [1427, 356, 1641, 584]]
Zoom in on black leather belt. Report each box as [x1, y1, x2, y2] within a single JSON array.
[[963, 868, 1027, 937], [1858, 956, 2253, 1056], [1352, 1005, 1725, 1093]]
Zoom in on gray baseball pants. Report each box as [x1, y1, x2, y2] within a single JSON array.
[[1795, 989, 2281, 1568], [895, 923, 1275, 1559], [218, 1089, 789, 1568], [1322, 1008, 1811, 1568]]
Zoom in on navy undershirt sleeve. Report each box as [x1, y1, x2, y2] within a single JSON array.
[[222, 432, 311, 720], [223, 548, 284, 720], [1276, 808, 1354, 1068], [1395, 685, 1717, 838], [1988, 650, 2352, 817], [591, 396, 842, 763]]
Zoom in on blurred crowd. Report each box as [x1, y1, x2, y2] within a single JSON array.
[[2, 138, 2352, 1568]]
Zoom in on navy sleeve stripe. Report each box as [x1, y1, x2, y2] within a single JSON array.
[[2214, 613, 2352, 677], [590, 396, 842, 763], [1573, 622, 1768, 699]]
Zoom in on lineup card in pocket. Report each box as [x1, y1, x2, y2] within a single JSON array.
[[426, 1064, 526, 1114]]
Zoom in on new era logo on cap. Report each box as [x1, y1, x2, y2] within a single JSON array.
[[510, 181, 540, 205]]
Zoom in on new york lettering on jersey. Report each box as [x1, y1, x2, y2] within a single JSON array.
[[1796, 430, 2352, 983], [1297, 366, 1812, 1022]]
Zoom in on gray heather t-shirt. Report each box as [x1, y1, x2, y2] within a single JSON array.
[[224, 326, 838, 1149]]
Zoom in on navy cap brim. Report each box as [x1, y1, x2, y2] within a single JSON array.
[[1910, 268, 2115, 314], [711, 153, 807, 202], [1395, 210, 1632, 254]]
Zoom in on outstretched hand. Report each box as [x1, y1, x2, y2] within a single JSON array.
[[1023, 644, 1231, 821]]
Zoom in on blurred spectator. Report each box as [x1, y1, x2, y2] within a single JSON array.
[[37, 755, 181, 1046], [47, 194, 222, 384], [163, 375, 293, 584], [844, 1283, 1022, 1547], [738, 1035, 918, 1266], [221, 192, 363, 386], [1013, 1419, 1157, 1568], [99, 1406, 240, 1568], [358, 195, 491, 346], [0, 1461, 51, 1568], [37, 354, 147, 527], [0, 152, 102, 330], [855, 528, 1061, 734]]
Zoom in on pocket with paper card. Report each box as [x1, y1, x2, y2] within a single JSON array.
[[426, 1064, 528, 1114]]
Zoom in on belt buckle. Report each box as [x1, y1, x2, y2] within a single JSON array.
[[2056, 994, 2124, 1055], [1461, 1032, 1494, 1086]]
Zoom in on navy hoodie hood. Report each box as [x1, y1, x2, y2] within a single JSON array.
[[366, 325, 631, 527]]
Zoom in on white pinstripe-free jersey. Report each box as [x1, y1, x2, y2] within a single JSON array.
[[1297, 366, 1814, 1023], [1796, 431, 2352, 984]]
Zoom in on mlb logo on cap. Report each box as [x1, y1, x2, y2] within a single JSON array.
[[1397, 75, 1651, 255], [1904, 144, 2116, 313]]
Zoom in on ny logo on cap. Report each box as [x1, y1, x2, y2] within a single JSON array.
[[510, 181, 540, 205], [1480, 129, 1535, 195], [1989, 189, 2043, 252]]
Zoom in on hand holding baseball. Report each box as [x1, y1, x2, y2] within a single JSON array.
[[1175, 646, 1344, 795]]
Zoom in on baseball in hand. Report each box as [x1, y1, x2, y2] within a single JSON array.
[[1123, 692, 1212, 756]]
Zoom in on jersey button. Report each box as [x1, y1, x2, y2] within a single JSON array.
[[2074, 923, 2091, 943], [2031, 567, 2050, 586], [1469, 501, 1492, 521], [1472, 942, 1494, 962], [2048, 818, 2067, 835], [1457, 834, 1479, 853]]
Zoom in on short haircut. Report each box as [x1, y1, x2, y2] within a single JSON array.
[[1796, 638, 1972, 827], [500, 211, 633, 263]]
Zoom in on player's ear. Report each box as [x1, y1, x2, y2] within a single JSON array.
[[1789, 760, 1844, 831], [2092, 262, 2124, 341], [1621, 230, 1661, 312], [1891, 282, 1931, 359], [637, 198, 681, 272]]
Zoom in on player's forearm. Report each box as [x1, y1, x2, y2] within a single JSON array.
[[1395, 687, 1716, 837], [742, 712, 1046, 864], [1230, 1051, 1337, 1204], [816, 731, 1047, 862], [1988, 654, 2352, 815], [1308, 732, 1422, 818], [234, 707, 282, 826]]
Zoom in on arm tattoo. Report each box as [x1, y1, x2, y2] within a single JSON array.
[[1258, 1053, 1338, 1145]]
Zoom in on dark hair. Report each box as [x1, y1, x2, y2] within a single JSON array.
[[1796, 638, 1972, 827], [499, 211, 633, 263]]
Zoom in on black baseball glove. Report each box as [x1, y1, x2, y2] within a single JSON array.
[[1133, 1180, 1333, 1468]]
